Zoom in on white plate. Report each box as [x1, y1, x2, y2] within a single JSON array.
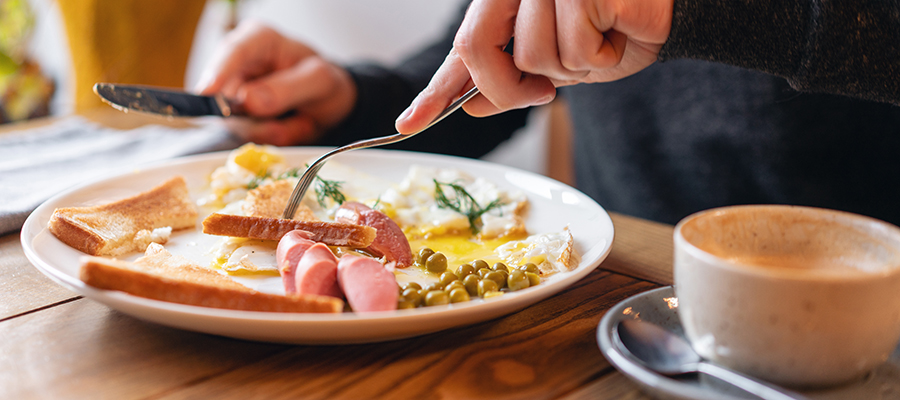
[[598, 286, 900, 400], [21, 147, 614, 344]]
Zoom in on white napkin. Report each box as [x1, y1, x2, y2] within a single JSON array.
[[0, 116, 242, 235]]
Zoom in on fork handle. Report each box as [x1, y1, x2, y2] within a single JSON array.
[[281, 86, 481, 219]]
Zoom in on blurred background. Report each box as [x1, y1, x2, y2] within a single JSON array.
[[5, 0, 566, 179]]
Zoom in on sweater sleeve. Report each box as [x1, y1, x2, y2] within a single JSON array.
[[658, 0, 900, 105], [318, 6, 529, 159]]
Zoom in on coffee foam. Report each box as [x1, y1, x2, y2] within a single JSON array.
[[680, 207, 900, 274]]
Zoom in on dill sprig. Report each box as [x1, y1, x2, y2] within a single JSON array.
[[433, 179, 504, 234], [314, 175, 346, 208], [246, 171, 271, 190], [247, 166, 346, 208]]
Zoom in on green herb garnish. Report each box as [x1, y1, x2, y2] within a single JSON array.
[[246, 171, 271, 190], [246, 166, 346, 208], [314, 175, 346, 208], [278, 166, 346, 207], [433, 179, 504, 234], [277, 167, 301, 180]]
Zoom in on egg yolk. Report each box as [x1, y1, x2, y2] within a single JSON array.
[[232, 144, 284, 175], [408, 234, 524, 270]]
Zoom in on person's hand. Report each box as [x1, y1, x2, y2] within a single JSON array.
[[395, 0, 673, 134], [195, 21, 357, 146]]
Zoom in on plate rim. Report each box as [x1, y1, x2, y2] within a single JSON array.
[[21, 147, 615, 342]]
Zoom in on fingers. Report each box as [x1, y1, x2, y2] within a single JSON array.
[[555, 0, 627, 72], [194, 21, 357, 142], [225, 115, 320, 147], [395, 48, 481, 134], [514, 0, 588, 81], [396, 0, 557, 134], [236, 56, 345, 119], [457, 0, 556, 111], [194, 21, 316, 97], [195, 22, 275, 96]]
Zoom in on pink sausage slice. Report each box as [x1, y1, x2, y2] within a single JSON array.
[[293, 243, 342, 299], [337, 254, 398, 312], [276, 230, 314, 295], [335, 202, 413, 268]]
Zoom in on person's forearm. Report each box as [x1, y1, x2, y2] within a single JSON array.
[[659, 0, 900, 105]]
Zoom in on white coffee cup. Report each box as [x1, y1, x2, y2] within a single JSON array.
[[674, 205, 900, 388]]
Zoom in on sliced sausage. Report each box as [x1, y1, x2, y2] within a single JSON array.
[[337, 254, 398, 312], [293, 243, 342, 299], [276, 230, 314, 295], [335, 202, 413, 268]]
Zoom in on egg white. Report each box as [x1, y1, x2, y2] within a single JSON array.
[[201, 146, 572, 288]]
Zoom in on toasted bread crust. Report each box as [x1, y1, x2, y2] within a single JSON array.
[[49, 212, 106, 255], [49, 176, 198, 256], [79, 245, 343, 313], [202, 213, 376, 247]]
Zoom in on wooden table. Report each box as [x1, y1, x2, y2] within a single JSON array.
[[0, 112, 675, 400]]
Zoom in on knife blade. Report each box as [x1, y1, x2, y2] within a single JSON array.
[[93, 83, 239, 117]]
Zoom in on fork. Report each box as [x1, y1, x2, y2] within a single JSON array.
[[282, 86, 481, 219]]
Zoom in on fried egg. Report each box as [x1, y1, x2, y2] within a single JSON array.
[[210, 237, 280, 275], [202, 145, 573, 284], [379, 165, 527, 239], [495, 228, 577, 276]]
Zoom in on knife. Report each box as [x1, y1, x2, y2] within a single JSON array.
[[93, 83, 242, 117]]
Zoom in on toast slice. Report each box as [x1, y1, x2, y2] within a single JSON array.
[[80, 243, 343, 313], [202, 213, 376, 247], [49, 176, 198, 257], [243, 179, 317, 221]]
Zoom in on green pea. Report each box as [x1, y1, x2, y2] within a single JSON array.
[[404, 282, 422, 291], [520, 262, 539, 274], [485, 271, 506, 288], [445, 280, 465, 292], [402, 288, 423, 307], [470, 259, 489, 271], [397, 300, 416, 309], [477, 279, 499, 298], [492, 262, 509, 273], [463, 274, 480, 297], [440, 271, 459, 286], [449, 287, 471, 303], [456, 263, 476, 279], [417, 248, 435, 265], [477, 268, 492, 278], [418, 288, 430, 299], [424, 282, 443, 292], [425, 290, 450, 306], [526, 272, 541, 287], [426, 252, 448, 274], [507, 269, 529, 291]]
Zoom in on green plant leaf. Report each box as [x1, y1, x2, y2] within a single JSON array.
[[0, 50, 19, 76]]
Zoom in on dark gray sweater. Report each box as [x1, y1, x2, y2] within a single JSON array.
[[322, 0, 900, 225]]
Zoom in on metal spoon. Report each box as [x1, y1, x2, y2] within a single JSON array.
[[615, 319, 807, 400], [282, 86, 480, 219]]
